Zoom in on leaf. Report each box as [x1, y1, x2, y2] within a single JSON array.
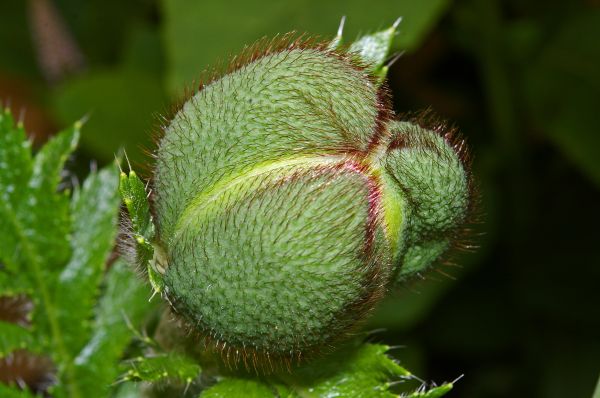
[[406, 384, 453, 398], [0, 272, 31, 296], [0, 200, 23, 276], [0, 109, 32, 271], [162, 0, 451, 93], [119, 170, 152, 239], [285, 343, 410, 398], [55, 163, 121, 357], [201, 379, 276, 398], [70, 260, 153, 398], [200, 343, 453, 397], [199, 343, 451, 398], [0, 384, 36, 398], [111, 382, 143, 398], [1, 112, 156, 398], [348, 18, 401, 78], [0, 109, 79, 343], [119, 168, 158, 292], [24, 123, 79, 270], [120, 352, 201, 384], [0, 109, 32, 209], [0, 321, 34, 356]]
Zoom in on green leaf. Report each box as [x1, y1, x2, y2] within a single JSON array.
[[70, 260, 152, 398], [0, 109, 32, 271], [120, 352, 201, 384], [162, 0, 451, 93], [200, 343, 452, 397], [0, 272, 30, 296], [0, 200, 23, 275], [1, 113, 157, 398], [201, 379, 276, 398], [348, 18, 401, 78], [406, 383, 453, 398], [0, 384, 36, 398], [119, 168, 158, 295], [0, 109, 32, 209], [0, 111, 79, 356], [55, 163, 121, 357], [111, 382, 143, 398], [0, 321, 35, 356], [119, 170, 152, 239], [24, 123, 79, 270], [285, 343, 410, 397]]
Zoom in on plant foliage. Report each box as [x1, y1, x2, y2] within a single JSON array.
[[0, 108, 149, 397]]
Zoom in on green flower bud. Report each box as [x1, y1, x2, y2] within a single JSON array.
[[375, 119, 472, 282], [143, 38, 472, 368]]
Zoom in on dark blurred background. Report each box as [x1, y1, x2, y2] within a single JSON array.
[[1, 0, 599, 397]]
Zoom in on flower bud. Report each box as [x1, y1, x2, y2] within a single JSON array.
[[149, 39, 472, 367]]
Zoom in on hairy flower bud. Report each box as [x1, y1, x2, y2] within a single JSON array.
[[141, 37, 472, 368]]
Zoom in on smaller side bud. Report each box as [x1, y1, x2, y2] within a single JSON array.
[[382, 119, 472, 282]]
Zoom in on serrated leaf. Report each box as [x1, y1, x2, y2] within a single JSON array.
[[0, 201, 25, 274], [0, 384, 36, 398], [70, 260, 153, 398], [0, 270, 33, 297], [0, 107, 79, 279], [55, 163, 121, 357], [119, 170, 152, 239], [201, 378, 275, 398], [406, 383, 453, 398], [28, 123, 79, 201], [24, 123, 79, 270], [0, 321, 35, 356], [286, 343, 410, 398], [349, 19, 401, 78], [119, 168, 157, 291], [0, 112, 80, 348], [0, 109, 32, 272], [120, 352, 201, 383], [1, 113, 156, 398], [0, 109, 32, 209], [201, 344, 413, 398], [200, 343, 452, 398]]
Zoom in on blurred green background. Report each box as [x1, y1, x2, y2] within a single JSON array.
[[1, 0, 599, 396]]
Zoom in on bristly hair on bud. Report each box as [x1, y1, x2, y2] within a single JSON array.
[[118, 26, 476, 374]]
